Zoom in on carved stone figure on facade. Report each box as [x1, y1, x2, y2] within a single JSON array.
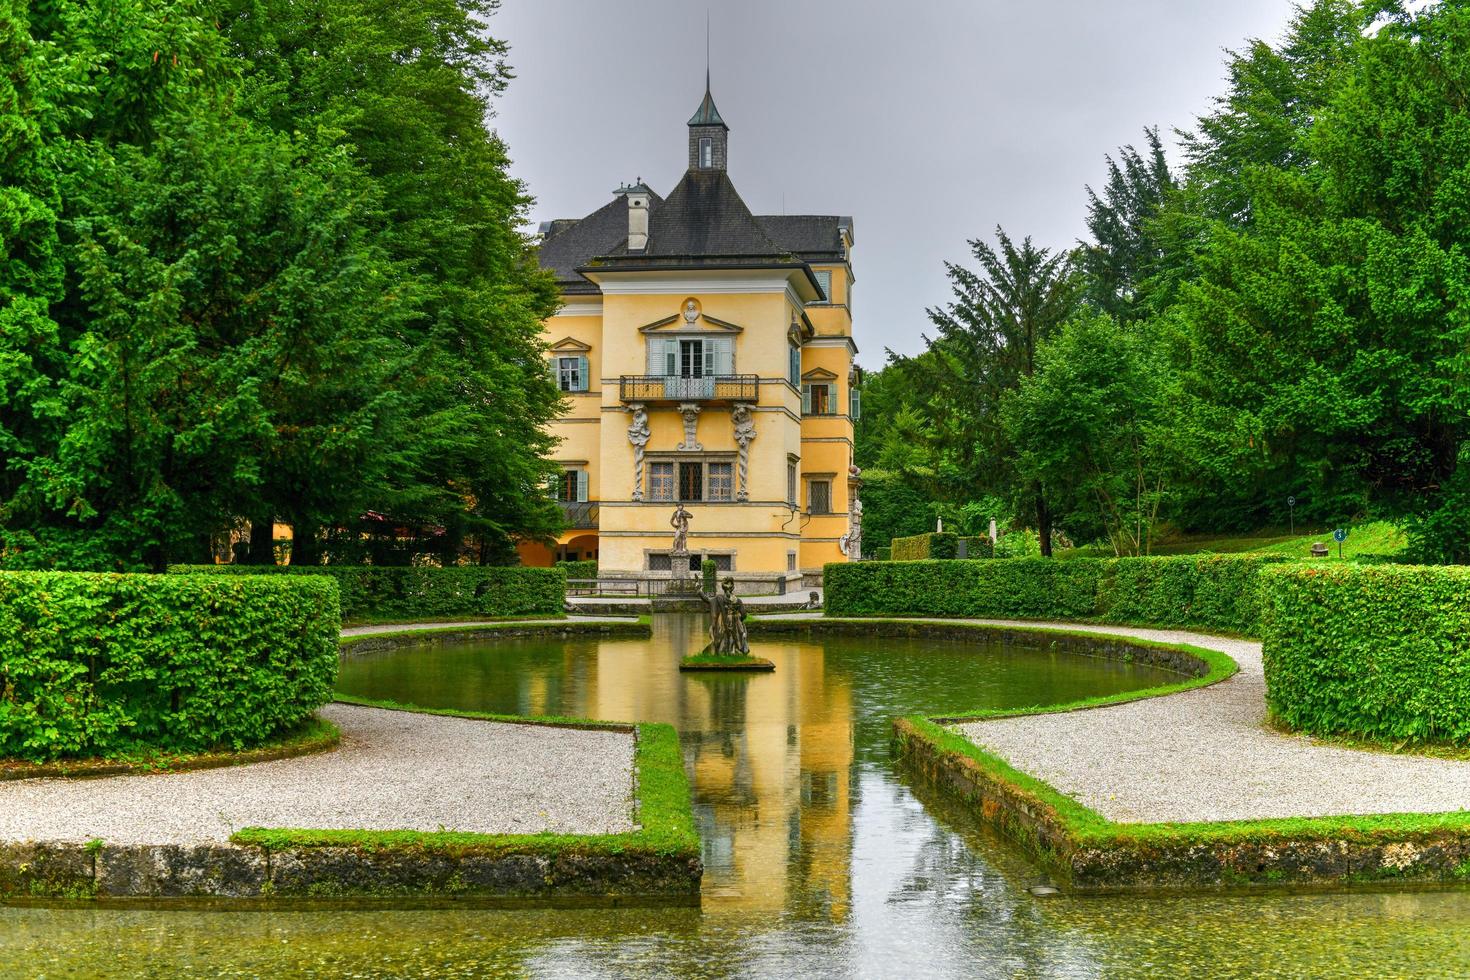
[[670, 502, 692, 555], [731, 403, 757, 501], [704, 577, 750, 655], [626, 403, 650, 502], [683, 299, 699, 323], [840, 494, 864, 559], [677, 402, 702, 451]]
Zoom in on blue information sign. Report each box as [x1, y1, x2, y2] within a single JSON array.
[[1333, 528, 1347, 543]]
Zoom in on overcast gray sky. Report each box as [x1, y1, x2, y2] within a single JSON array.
[[487, 0, 1299, 364]]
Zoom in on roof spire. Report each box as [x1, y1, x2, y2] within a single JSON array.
[[689, 10, 725, 129]]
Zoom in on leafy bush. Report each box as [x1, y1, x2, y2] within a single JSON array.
[[0, 571, 339, 761], [701, 559, 717, 594], [826, 554, 1288, 634], [875, 547, 892, 561], [891, 533, 958, 561], [1261, 564, 1470, 742], [170, 565, 564, 622], [556, 560, 598, 581]]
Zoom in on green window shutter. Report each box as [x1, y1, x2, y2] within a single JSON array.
[[801, 384, 812, 415], [709, 338, 734, 376], [849, 388, 861, 420], [575, 355, 589, 391], [577, 470, 589, 502]]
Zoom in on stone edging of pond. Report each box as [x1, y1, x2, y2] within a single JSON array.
[[1, 704, 700, 904], [339, 618, 651, 656], [792, 617, 1470, 893]]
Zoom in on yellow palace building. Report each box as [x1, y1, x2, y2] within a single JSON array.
[[517, 81, 861, 591]]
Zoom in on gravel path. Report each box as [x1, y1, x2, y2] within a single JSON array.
[[0, 704, 635, 845], [936, 620, 1470, 824]]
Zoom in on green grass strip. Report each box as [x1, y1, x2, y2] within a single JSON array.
[[231, 697, 698, 860]]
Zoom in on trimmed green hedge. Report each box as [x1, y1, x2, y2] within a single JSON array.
[[825, 554, 1289, 634], [892, 532, 958, 561], [169, 565, 565, 622], [958, 536, 994, 559], [556, 560, 598, 581], [0, 571, 339, 762], [1262, 564, 1470, 742], [875, 547, 892, 562]]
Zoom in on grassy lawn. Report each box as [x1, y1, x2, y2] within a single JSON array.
[[1061, 520, 1407, 560]]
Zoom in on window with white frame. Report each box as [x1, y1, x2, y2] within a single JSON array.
[[699, 137, 713, 168], [554, 355, 589, 392], [647, 336, 733, 377], [787, 460, 798, 506], [789, 345, 801, 387], [849, 387, 862, 420]]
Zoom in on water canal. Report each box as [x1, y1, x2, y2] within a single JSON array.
[[5, 616, 1470, 978]]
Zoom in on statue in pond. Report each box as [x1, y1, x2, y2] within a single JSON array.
[[670, 502, 692, 555], [704, 576, 750, 656]]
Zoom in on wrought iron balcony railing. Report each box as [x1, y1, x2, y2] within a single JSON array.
[[557, 501, 599, 530], [619, 374, 760, 403]]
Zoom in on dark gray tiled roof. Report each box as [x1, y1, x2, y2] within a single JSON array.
[[597, 170, 788, 262], [536, 191, 664, 291], [756, 215, 849, 262]]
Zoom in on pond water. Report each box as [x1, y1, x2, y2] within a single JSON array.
[[5, 616, 1470, 978]]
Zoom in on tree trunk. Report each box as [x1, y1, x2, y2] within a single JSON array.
[[245, 514, 276, 565], [290, 520, 320, 566], [1035, 484, 1053, 558]]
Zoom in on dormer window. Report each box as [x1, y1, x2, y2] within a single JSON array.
[[699, 137, 713, 169]]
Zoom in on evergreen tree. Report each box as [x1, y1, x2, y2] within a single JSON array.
[[909, 229, 1082, 556]]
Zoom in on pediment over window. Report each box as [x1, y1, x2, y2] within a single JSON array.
[[801, 367, 839, 381], [639, 314, 743, 334], [550, 336, 593, 352]]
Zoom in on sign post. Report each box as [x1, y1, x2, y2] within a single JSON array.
[[1287, 496, 1296, 536], [1333, 527, 1348, 560]]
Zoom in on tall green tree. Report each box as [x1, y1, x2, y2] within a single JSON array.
[[220, 0, 565, 563], [908, 229, 1082, 555], [1003, 312, 1179, 555], [1078, 127, 1176, 322]]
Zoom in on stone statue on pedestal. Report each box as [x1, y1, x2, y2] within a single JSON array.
[[704, 577, 750, 655], [670, 502, 692, 555]]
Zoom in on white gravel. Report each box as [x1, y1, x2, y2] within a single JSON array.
[[944, 620, 1470, 823], [0, 704, 635, 845]]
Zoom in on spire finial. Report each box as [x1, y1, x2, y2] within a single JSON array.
[[705, 10, 711, 93]]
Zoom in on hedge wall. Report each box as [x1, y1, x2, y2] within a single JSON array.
[[826, 554, 1289, 634], [556, 560, 598, 581], [891, 533, 958, 561], [1261, 564, 1470, 742], [169, 565, 565, 623], [0, 571, 339, 762]]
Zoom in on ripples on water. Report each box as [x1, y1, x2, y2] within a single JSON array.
[[5, 616, 1470, 978]]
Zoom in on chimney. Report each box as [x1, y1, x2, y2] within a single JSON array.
[[615, 180, 650, 251]]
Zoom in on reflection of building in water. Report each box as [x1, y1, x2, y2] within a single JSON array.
[[583, 618, 853, 916]]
